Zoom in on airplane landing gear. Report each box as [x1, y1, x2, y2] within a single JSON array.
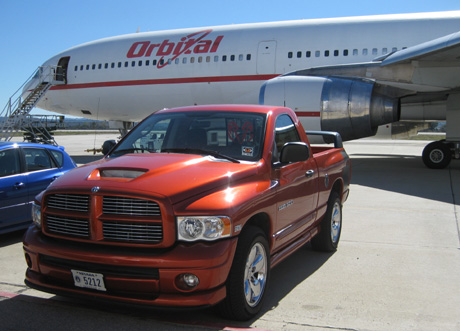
[[422, 140, 459, 169]]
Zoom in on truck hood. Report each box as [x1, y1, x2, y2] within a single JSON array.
[[48, 153, 263, 204]]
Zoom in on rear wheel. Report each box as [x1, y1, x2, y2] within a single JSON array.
[[422, 140, 452, 169], [311, 192, 342, 252], [219, 226, 270, 321]]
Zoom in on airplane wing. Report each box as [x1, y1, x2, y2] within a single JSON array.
[[284, 30, 460, 94]]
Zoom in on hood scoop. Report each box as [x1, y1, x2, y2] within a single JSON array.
[[88, 168, 148, 181]]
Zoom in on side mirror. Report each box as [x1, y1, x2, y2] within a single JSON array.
[[280, 142, 310, 163], [102, 140, 117, 155]]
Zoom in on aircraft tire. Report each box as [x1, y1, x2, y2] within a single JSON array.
[[422, 140, 451, 169]]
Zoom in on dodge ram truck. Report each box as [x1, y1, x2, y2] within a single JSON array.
[[23, 104, 351, 320]]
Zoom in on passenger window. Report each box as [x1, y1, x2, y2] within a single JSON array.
[[324, 50, 330, 57], [334, 50, 339, 56], [297, 51, 302, 58], [247, 54, 251, 61], [372, 48, 378, 55], [98, 64, 102, 69], [23, 148, 56, 172], [306, 51, 311, 58], [230, 55, 235, 61], [363, 49, 368, 55], [222, 55, 227, 62], [74, 66, 78, 71], [214, 56, 219, 62], [343, 49, 349, 56], [0, 149, 21, 177], [353, 49, 358, 56], [239, 54, 243, 61], [273, 114, 301, 163], [315, 51, 320, 57], [50, 150, 64, 167], [288, 52, 293, 59]]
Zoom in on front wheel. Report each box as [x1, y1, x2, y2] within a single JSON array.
[[311, 192, 342, 252], [219, 227, 270, 321]]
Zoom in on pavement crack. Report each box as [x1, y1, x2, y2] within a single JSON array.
[[280, 320, 359, 331], [448, 167, 460, 247], [0, 281, 27, 290]]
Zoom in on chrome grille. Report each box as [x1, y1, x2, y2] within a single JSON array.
[[47, 194, 89, 212], [46, 215, 89, 238], [103, 196, 161, 216], [103, 221, 163, 243]]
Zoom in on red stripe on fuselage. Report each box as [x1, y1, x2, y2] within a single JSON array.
[[49, 74, 279, 90], [296, 111, 321, 117]]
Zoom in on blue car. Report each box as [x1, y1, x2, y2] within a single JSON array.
[[0, 142, 76, 234]]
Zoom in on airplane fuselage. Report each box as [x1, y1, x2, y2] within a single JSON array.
[[33, 11, 460, 127]]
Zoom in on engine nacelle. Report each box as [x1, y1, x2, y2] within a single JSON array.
[[259, 76, 400, 141]]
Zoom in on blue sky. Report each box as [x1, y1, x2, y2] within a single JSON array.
[[1, 0, 459, 117]]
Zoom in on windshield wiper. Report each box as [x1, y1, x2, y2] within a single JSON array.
[[110, 148, 154, 157], [161, 148, 240, 163]]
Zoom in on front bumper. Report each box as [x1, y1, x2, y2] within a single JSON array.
[[23, 226, 238, 307]]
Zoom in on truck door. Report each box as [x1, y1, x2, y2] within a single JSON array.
[[272, 114, 319, 250]]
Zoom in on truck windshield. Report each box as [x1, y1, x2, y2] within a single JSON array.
[[109, 111, 267, 162]]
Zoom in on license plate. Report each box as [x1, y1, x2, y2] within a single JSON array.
[[71, 269, 106, 291]]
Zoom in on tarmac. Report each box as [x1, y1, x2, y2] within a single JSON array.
[[1, 134, 459, 330]]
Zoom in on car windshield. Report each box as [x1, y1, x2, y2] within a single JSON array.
[[109, 111, 267, 162]]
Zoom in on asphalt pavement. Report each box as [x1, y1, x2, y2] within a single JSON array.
[[1, 135, 459, 330]]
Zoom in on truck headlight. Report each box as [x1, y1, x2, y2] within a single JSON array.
[[177, 216, 231, 241], [32, 202, 42, 229]]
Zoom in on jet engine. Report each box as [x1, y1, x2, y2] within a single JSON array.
[[259, 76, 401, 141]]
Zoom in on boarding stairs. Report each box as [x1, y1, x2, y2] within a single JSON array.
[[0, 66, 64, 144]]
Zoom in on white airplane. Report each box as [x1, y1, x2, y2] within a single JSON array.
[[20, 11, 460, 168]]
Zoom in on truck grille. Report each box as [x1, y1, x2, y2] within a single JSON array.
[[46, 215, 89, 238], [103, 196, 161, 216], [103, 221, 163, 243], [44, 194, 163, 245], [47, 194, 89, 212]]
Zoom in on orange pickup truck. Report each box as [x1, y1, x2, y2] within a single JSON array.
[[23, 104, 350, 320]]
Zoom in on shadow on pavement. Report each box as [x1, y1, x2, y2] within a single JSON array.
[[350, 154, 459, 204]]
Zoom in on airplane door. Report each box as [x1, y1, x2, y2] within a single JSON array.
[[257, 41, 277, 74], [56, 56, 70, 83]]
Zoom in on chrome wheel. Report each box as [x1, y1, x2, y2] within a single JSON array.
[[330, 201, 342, 244], [244, 242, 267, 307]]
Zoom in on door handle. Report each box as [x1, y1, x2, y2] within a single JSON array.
[[14, 182, 25, 190], [306, 170, 315, 178]]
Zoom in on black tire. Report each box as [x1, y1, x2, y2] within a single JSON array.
[[311, 192, 342, 252], [422, 141, 452, 169], [219, 226, 270, 321]]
